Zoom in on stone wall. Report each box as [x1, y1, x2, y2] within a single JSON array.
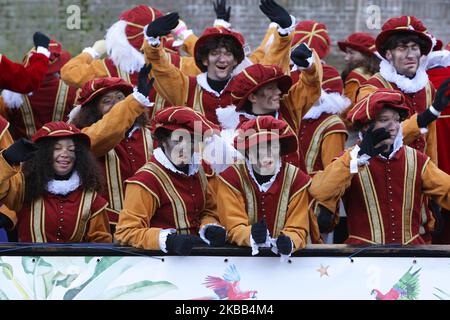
[[1, 0, 449, 69]]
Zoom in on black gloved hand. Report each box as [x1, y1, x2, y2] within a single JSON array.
[[137, 64, 154, 97], [165, 233, 201, 255], [33, 31, 50, 49], [3, 138, 38, 165], [213, 0, 231, 22], [417, 78, 450, 127], [291, 43, 313, 68], [204, 225, 227, 247], [251, 218, 268, 244], [358, 125, 391, 158], [0, 213, 13, 230], [276, 234, 292, 255], [146, 12, 180, 38], [317, 205, 335, 233], [259, 0, 292, 29]]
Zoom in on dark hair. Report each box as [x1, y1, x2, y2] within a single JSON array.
[[380, 32, 430, 55], [341, 53, 381, 81], [196, 36, 244, 72], [23, 137, 103, 203], [71, 97, 103, 129], [153, 127, 173, 147]]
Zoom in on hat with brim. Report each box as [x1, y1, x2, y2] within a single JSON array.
[[32, 121, 91, 147], [375, 16, 432, 58], [337, 32, 376, 56], [229, 64, 292, 111], [347, 89, 411, 127], [194, 27, 245, 71], [76, 77, 133, 107], [234, 116, 298, 157]]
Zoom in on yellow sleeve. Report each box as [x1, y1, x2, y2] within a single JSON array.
[[321, 132, 347, 168], [248, 25, 277, 64], [181, 33, 198, 57], [309, 150, 355, 211], [143, 42, 190, 106], [281, 188, 310, 251], [114, 183, 162, 250], [0, 204, 17, 229], [81, 94, 145, 158], [200, 180, 222, 227], [421, 159, 450, 210], [282, 50, 323, 125], [342, 81, 359, 126], [86, 208, 112, 243], [424, 122, 438, 165], [216, 176, 252, 247], [180, 56, 201, 77], [60, 53, 109, 88], [0, 153, 24, 212], [259, 32, 293, 74]]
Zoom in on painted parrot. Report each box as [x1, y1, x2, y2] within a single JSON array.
[[371, 266, 421, 300], [199, 264, 257, 300]]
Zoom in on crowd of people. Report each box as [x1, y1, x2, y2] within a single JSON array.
[[0, 0, 450, 257]]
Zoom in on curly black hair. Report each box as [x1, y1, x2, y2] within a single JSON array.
[[380, 32, 430, 57], [195, 36, 244, 72], [22, 136, 103, 203]]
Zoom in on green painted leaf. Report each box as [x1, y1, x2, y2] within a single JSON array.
[[0, 262, 13, 280], [64, 257, 127, 300], [98, 281, 177, 300], [84, 257, 95, 264], [21, 257, 52, 275], [55, 274, 78, 288]]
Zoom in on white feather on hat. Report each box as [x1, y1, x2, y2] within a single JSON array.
[[105, 20, 145, 74]]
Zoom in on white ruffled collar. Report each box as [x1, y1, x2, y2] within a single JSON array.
[[196, 73, 233, 97], [245, 158, 281, 193], [303, 90, 351, 120], [153, 147, 199, 176], [46, 171, 81, 196], [379, 56, 429, 93], [215, 105, 279, 130]]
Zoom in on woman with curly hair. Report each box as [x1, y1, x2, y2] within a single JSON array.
[[0, 121, 111, 243]]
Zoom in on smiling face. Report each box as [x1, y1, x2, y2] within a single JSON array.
[[53, 138, 76, 176], [97, 90, 126, 115], [248, 139, 281, 176], [385, 41, 421, 78], [202, 46, 238, 81], [248, 81, 282, 114]]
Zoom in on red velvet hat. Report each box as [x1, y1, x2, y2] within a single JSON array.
[[151, 106, 219, 136], [292, 20, 331, 59], [229, 64, 292, 111], [322, 64, 343, 94], [76, 77, 133, 107], [32, 121, 90, 147], [234, 116, 298, 156], [347, 89, 411, 126], [338, 32, 376, 56], [446, 42, 450, 51], [194, 27, 245, 71], [375, 16, 432, 58], [119, 5, 163, 51], [433, 39, 443, 51]]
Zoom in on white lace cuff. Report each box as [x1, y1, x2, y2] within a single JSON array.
[[277, 15, 296, 36], [132, 87, 154, 107], [249, 231, 271, 256], [82, 47, 100, 60], [159, 228, 176, 253], [269, 237, 292, 262], [429, 105, 441, 117], [350, 145, 370, 173], [213, 19, 231, 29], [199, 223, 226, 245], [143, 27, 161, 47], [35, 46, 50, 58]]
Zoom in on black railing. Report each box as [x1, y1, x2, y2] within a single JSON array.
[[1, 242, 450, 257]]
